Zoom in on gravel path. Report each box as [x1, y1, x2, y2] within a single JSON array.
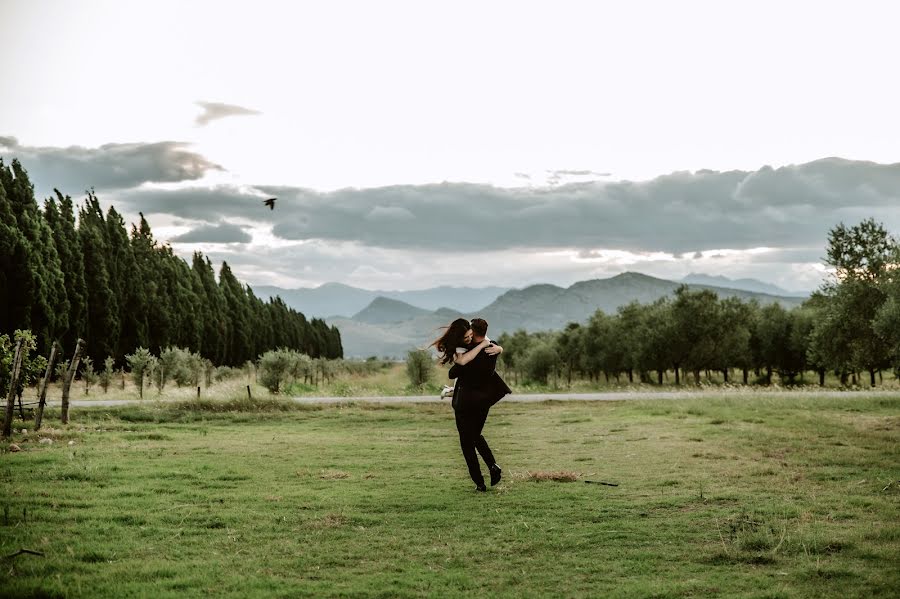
[[54, 389, 900, 408]]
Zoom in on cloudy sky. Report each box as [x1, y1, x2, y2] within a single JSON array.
[[2, 0, 899, 293]]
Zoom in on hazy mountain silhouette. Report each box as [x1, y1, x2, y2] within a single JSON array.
[[681, 273, 808, 297], [253, 283, 509, 318]]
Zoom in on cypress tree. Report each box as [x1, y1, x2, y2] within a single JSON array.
[[0, 182, 32, 337], [246, 286, 272, 359], [45, 190, 86, 352], [328, 324, 343, 359], [107, 206, 147, 360], [219, 262, 251, 365], [0, 159, 66, 354], [187, 262, 210, 357], [192, 253, 227, 364], [159, 245, 201, 351], [131, 213, 170, 353], [78, 191, 119, 362]]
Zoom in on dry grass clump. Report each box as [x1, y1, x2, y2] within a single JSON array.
[[527, 470, 579, 482], [319, 469, 351, 480], [312, 513, 349, 528]]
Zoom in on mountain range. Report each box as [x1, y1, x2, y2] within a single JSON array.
[[253, 282, 510, 319], [294, 272, 808, 358]]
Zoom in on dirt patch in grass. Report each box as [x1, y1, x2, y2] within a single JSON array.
[[526, 470, 579, 482]]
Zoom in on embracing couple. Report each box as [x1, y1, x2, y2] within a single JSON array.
[[432, 318, 511, 492]]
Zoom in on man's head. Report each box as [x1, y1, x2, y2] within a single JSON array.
[[470, 318, 488, 341]]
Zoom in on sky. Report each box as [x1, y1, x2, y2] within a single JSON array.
[[2, 0, 899, 293]]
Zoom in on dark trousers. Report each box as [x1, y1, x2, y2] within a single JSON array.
[[454, 399, 496, 486]]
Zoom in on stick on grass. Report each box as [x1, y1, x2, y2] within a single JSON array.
[[4, 549, 45, 559]]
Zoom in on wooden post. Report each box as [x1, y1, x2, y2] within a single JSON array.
[[17, 389, 26, 420], [60, 338, 84, 425], [2, 340, 25, 438], [197, 386, 201, 398], [246, 385, 252, 400], [10, 344, 28, 426], [34, 342, 59, 431]]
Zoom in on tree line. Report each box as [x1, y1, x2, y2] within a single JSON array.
[[0, 158, 342, 369], [497, 219, 900, 387]]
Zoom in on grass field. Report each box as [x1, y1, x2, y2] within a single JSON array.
[[2, 394, 898, 598]]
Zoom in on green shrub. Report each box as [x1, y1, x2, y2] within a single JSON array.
[[522, 342, 560, 385], [259, 348, 308, 393], [81, 356, 97, 395], [100, 357, 115, 393], [406, 349, 433, 389], [125, 347, 156, 399]]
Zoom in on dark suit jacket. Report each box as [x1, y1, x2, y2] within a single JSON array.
[[448, 342, 512, 409]]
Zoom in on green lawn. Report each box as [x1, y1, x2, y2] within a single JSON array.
[[2, 395, 898, 598]]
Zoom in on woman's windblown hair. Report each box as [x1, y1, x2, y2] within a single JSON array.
[[430, 318, 470, 365]]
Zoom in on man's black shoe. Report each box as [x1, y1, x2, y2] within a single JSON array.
[[489, 464, 502, 486], [475, 483, 487, 492]]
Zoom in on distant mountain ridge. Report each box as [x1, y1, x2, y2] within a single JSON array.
[[253, 283, 510, 318], [329, 271, 808, 357], [680, 273, 808, 297]]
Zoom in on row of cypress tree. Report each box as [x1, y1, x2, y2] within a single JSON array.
[[0, 158, 342, 365]]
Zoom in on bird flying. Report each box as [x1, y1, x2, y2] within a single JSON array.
[[263, 197, 277, 210]]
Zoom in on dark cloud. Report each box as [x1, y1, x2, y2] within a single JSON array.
[[70, 157, 900, 256], [195, 101, 261, 126], [116, 185, 263, 221], [169, 222, 252, 244], [0, 136, 222, 196]]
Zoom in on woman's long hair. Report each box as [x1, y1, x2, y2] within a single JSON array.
[[430, 318, 470, 365]]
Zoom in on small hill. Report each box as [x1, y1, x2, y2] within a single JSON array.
[[352, 297, 431, 325]]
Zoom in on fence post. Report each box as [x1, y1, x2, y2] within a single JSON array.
[[60, 339, 84, 425], [2, 340, 25, 438], [34, 342, 59, 431]]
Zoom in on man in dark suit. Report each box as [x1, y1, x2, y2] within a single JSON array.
[[448, 318, 512, 491]]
